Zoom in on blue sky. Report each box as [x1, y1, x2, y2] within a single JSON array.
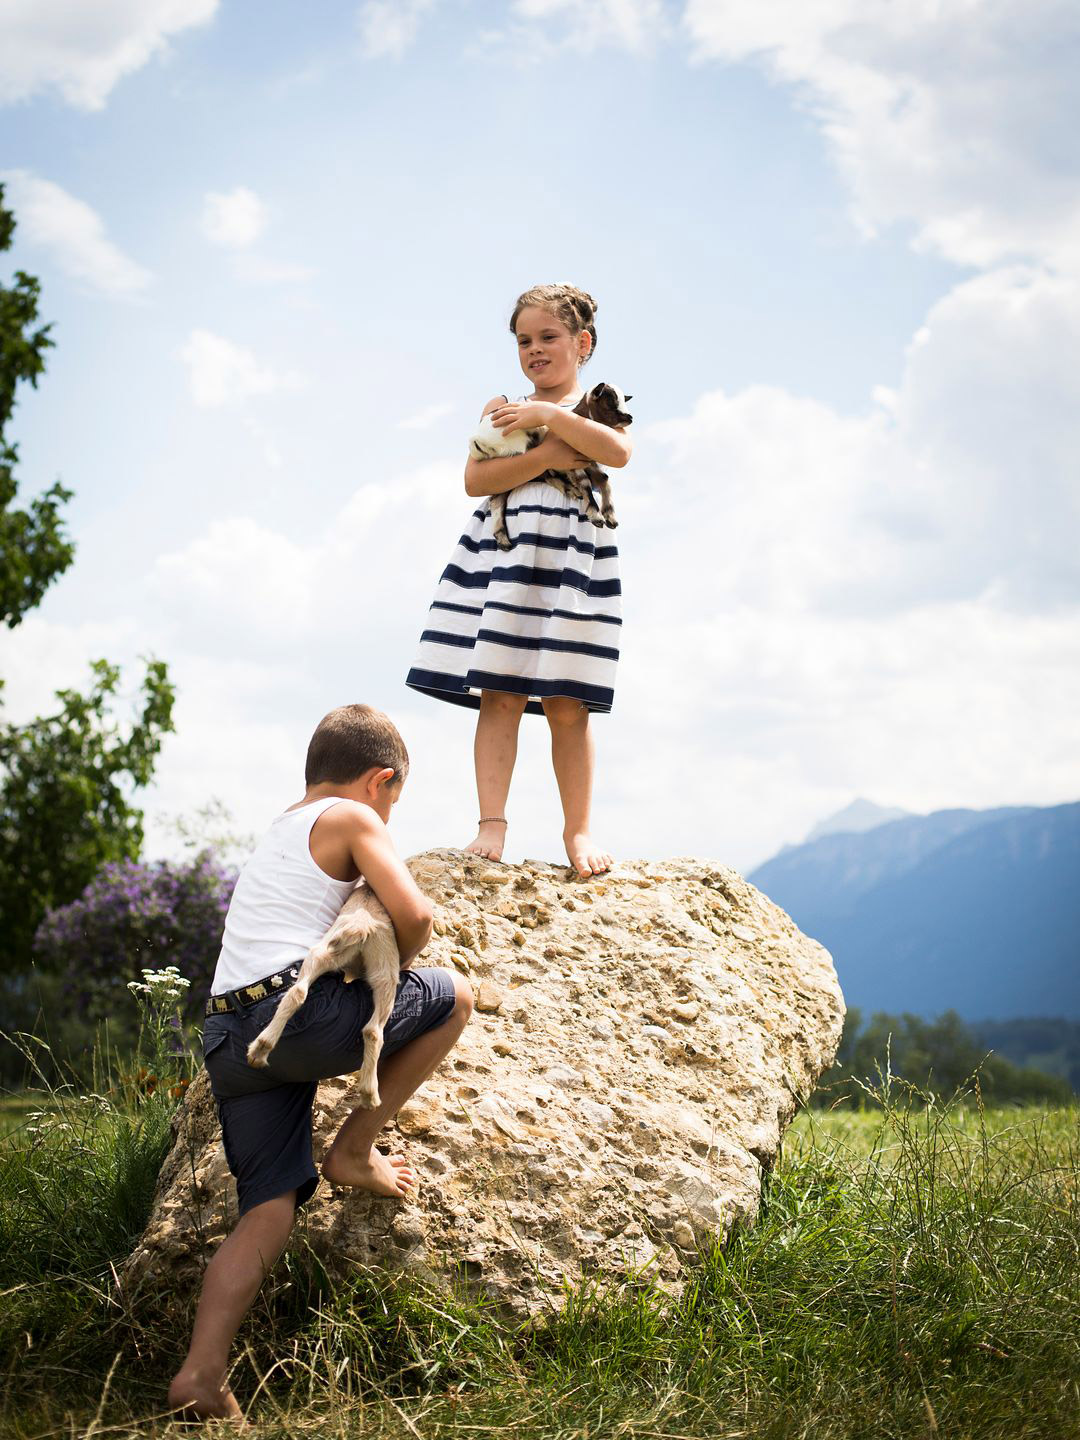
[[1, 0, 1077, 871]]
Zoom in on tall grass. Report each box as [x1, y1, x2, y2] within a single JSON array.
[[1, 1062, 1077, 1438]]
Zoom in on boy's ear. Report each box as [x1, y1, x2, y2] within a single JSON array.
[[362, 766, 397, 801]]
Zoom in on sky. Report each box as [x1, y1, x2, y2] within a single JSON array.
[[0, 0, 1077, 874]]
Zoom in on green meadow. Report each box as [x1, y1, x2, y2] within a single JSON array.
[[2, 1049, 1078, 1440]]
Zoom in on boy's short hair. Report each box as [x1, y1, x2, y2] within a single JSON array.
[[305, 704, 409, 787]]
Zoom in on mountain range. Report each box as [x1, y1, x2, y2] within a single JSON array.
[[748, 799, 1080, 1020]]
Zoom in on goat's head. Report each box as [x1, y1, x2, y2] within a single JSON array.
[[585, 382, 634, 427]]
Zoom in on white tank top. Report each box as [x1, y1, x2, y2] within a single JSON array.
[[211, 797, 357, 995]]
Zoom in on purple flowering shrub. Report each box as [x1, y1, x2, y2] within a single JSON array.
[[33, 854, 236, 1021]]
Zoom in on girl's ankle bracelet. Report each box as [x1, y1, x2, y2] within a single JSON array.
[[479, 817, 508, 825]]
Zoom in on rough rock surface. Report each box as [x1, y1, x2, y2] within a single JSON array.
[[129, 852, 844, 1315]]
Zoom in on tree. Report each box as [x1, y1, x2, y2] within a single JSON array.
[[0, 182, 74, 629], [0, 660, 176, 971], [0, 187, 176, 978]]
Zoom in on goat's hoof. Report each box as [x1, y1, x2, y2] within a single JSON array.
[[356, 1085, 380, 1109], [246, 1040, 271, 1068], [604, 516, 618, 528], [496, 537, 513, 551]]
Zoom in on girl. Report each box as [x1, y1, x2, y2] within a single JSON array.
[[406, 284, 632, 877]]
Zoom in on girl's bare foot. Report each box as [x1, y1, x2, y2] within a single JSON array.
[[322, 1145, 416, 1197], [464, 817, 507, 862], [564, 831, 612, 878], [168, 1368, 245, 1425]]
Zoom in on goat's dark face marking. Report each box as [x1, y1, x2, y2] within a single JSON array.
[[586, 382, 633, 427]]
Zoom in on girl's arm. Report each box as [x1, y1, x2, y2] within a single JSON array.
[[464, 396, 589, 497], [491, 400, 633, 469]]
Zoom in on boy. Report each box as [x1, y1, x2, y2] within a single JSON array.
[[168, 704, 473, 1422]]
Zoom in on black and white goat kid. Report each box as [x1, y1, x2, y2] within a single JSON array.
[[468, 383, 633, 551]]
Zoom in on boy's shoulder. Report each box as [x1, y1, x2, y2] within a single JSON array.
[[311, 798, 381, 835]]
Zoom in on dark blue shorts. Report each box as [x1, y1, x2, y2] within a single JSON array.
[[201, 966, 458, 1217]]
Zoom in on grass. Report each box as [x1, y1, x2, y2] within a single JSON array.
[[0, 1067, 1078, 1439]]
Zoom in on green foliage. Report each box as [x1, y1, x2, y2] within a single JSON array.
[[0, 981, 195, 1289], [816, 1006, 1075, 1107], [0, 658, 176, 972], [0, 181, 74, 630]]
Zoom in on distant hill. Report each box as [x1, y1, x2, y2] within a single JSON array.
[[748, 801, 1080, 1020], [803, 798, 912, 844]]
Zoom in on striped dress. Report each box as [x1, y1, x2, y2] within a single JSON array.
[[406, 395, 622, 716]]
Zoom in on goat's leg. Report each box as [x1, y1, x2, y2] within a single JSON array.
[[246, 946, 343, 1067], [491, 493, 513, 551], [595, 475, 618, 529], [353, 929, 402, 1108], [246, 897, 380, 1067], [575, 465, 609, 527]]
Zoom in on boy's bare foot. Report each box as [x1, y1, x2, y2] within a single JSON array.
[[168, 1368, 245, 1425], [564, 831, 612, 878], [464, 817, 507, 862], [322, 1145, 416, 1197]]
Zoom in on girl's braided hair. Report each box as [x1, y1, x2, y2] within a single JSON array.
[[510, 284, 598, 364]]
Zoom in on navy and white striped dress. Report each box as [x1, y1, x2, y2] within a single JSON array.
[[406, 396, 622, 716]]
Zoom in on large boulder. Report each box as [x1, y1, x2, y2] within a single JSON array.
[[128, 852, 844, 1315]]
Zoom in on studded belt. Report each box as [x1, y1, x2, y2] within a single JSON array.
[[205, 964, 301, 1016]]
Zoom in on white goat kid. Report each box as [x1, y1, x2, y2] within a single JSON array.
[[245, 880, 405, 1109]]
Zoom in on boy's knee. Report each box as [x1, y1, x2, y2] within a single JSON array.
[[451, 971, 474, 1021]]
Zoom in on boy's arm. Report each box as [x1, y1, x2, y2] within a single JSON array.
[[343, 807, 434, 967]]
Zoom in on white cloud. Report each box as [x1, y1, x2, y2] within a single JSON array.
[[643, 265, 1080, 617], [201, 187, 268, 249], [0, 0, 218, 110], [398, 402, 454, 431], [0, 169, 152, 297], [356, 0, 436, 59], [0, 615, 139, 727], [180, 329, 308, 408], [512, 0, 668, 52], [682, 0, 1080, 270], [471, 0, 667, 58]]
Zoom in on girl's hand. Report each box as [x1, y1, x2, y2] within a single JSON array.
[[490, 400, 555, 433], [534, 434, 589, 471]]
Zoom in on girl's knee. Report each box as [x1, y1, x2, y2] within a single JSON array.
[[481, 690, 528, 719], [543, 696, 587, 728]]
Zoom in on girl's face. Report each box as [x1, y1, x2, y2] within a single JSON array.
[[515, 306, 590, 388]]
